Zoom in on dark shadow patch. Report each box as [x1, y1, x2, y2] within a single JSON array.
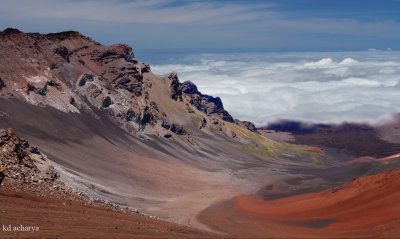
[[291, 219, 335, 229], [265, 184, 273, 190], [262, 120, 400, 158]]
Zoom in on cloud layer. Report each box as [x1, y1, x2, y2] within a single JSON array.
[[151, 51, 400, 126]]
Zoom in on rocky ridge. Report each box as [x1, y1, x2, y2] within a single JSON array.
[[0, 28, 257, 142]]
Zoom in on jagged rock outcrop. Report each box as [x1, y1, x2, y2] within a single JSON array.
[[78, 73, 94, 86], [180, 80, 259, 132], [168, 71, 183, 101], [138, 102, 159, 129], [200, 117, 207, 129], [101, 96, 112, 108], [181, 80, 234, 122], [99, 44, 137, 64], [0, 128, 58, 185], [0, 168, 4, 185], [180, 81, 199, 95], [235, 120, 258, 133], [170, 124, 186, 135]]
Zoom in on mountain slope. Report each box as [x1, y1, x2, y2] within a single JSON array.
[[2, 28, 399, 237], [0, 28, 331, 229]]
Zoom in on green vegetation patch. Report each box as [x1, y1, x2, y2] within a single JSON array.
[[227, 122, 331, 166]]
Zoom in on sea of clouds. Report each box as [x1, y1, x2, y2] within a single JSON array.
[[150, 51, 400, 126]]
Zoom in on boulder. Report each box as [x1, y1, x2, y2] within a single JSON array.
[[78, 73, 95, 87], [101, 96, 112, 108]]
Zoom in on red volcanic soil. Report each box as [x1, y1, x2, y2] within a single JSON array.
[[199, 168, 400, 238], [304, 146, 326, 154], [344, 152, 400, 165], [0, 189, 220, 239]]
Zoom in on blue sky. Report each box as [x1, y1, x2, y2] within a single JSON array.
[[1, 0, 400, 51]]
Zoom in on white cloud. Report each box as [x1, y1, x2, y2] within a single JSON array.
[[340, 58, 358, 65], [302, 58, 335, 69], [151, 51, 400, 126]]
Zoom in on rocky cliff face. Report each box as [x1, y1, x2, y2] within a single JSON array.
[[0, 28, 256, 140], [0, 28, 152, 135], [181, 80, 234, 122]]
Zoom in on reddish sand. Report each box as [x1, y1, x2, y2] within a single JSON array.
[[304, 146, 326, 154], [0, 189, 220, 239], [344, 156, 376, 165], [199, 168, 400, 238]]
